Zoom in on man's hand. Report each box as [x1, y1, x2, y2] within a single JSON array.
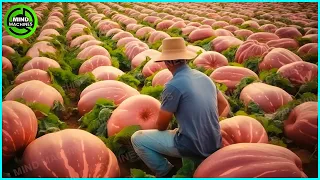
[[156, 109, 173, 131]]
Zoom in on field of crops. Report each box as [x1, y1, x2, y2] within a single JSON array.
[[2, 2, 318, 178]]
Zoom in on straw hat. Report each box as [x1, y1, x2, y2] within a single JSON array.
[[155, 37, 197, 62]]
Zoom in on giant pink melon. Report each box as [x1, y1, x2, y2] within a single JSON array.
[[131, 49, 161, 69], [277, 61, 318, 85], [210, 36, 243, 53], [23, 57, 61, 71], [66, 27, 89, 42], [71, 18, 91, 27], [193, 51, 228, 69], [77, 45, 111, 60], [241, 20, 260, 29], [156, 20, 175, 30], [223, 25, 239, 33], [240, 83, 293, 113], [26, 41, 57, 58], [202, 19, 216, 26], [302, 34, 318, 43], [169, 21, 186, 29], [135, 27, 156, 38], [79, 40, 102, 50], [212, 21, 229, 28], [15, 69, 51, 85], [297, 43, 318, 56], [125, 41, 149, 61], [107, 95, 160, 137], [210, 66, 258, 90], [92, 66, 124, 81], [188, 28, 215, 42], [41, 22, 63, 31], [70, 35, 96, 48], [5, 80, 64, 108], [194, 143, 307, 178], [214, 29, 234, 37], [234, 29, 253, 39], [275, 27, 302, 39], [78, 80, 140, 115], [220, 116, 268, 147], [217, 91, 230, 117], [229, 18, 245, 25], [305, 28, 318, 35], [182, 26, 198, 36], [22, 129, 120, 177], [3, 45, 15, 58], [247, 32, 280, 43], [116, 37, 139, 48], [3, 35, 23, 47], [3, 101, 38, 164], [148, 31, 170, 44], [38, 29, 60, 38], [259, 24, 278, 33], [79, 55, 112, 74], [266, 38, 299, 49], [142, 60, 167, 77], [99, 23, 121, 35], [259, 48, 303, 71], [126, 24, 143, 32], [3, 56, 12, 71], [112, 31, 133, 42], [235, 40, 269, 64], [284, 102, 318, 147], [151, 69, 173, 87]]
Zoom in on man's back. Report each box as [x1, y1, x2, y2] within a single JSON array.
[[161, 64, 222, 158]]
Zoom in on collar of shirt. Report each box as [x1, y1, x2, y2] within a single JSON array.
[[173, 63, 190, 76]]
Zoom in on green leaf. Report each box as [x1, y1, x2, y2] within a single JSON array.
[[269, 136, 287, 147], [232, 76, 258, 98], [263, 71, 296, 95], [149, 40, 163, 50], [192, 36, 216, 49], [215, 83, 228, 93], [140, 86, 164, 100], [222, 45, 239, 62], [235, 110, 248, 116], [296, 37, 313, 46], [174, 157, 203, 178], [246, 101, 264, 115], [130, 169, 155, 178], [258, 68, 278, 81], [37, 113, 67, 137], [296, 79, 318, 96], [243, 57, 261, 74], [114, 125, 141, 146], [228, 62, 243, 67], [79, 98, 116, 136], [117, 73, 141, 89]]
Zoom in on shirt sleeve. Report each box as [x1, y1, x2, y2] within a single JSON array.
[[160, 84, 182, 113]]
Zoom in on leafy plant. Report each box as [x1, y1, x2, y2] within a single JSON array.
[[117, 73, 141, 89], [192, 36, 216, 50], [173, 157, 203, 178], [141, 86, 164, 100], [130, 169, 155, 178], [15, 99, 67, 137], [243, 57, 262, 74], [221, 45, 239, 62], [79, 99, 116, 137]]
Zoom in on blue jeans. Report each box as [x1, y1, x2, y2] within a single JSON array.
[[131, 129, 181, 177]]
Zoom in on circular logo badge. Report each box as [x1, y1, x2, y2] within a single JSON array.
[[4, 4, 38, 39]]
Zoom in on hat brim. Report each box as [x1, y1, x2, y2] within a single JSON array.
[[154, 50, 197, 62]]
